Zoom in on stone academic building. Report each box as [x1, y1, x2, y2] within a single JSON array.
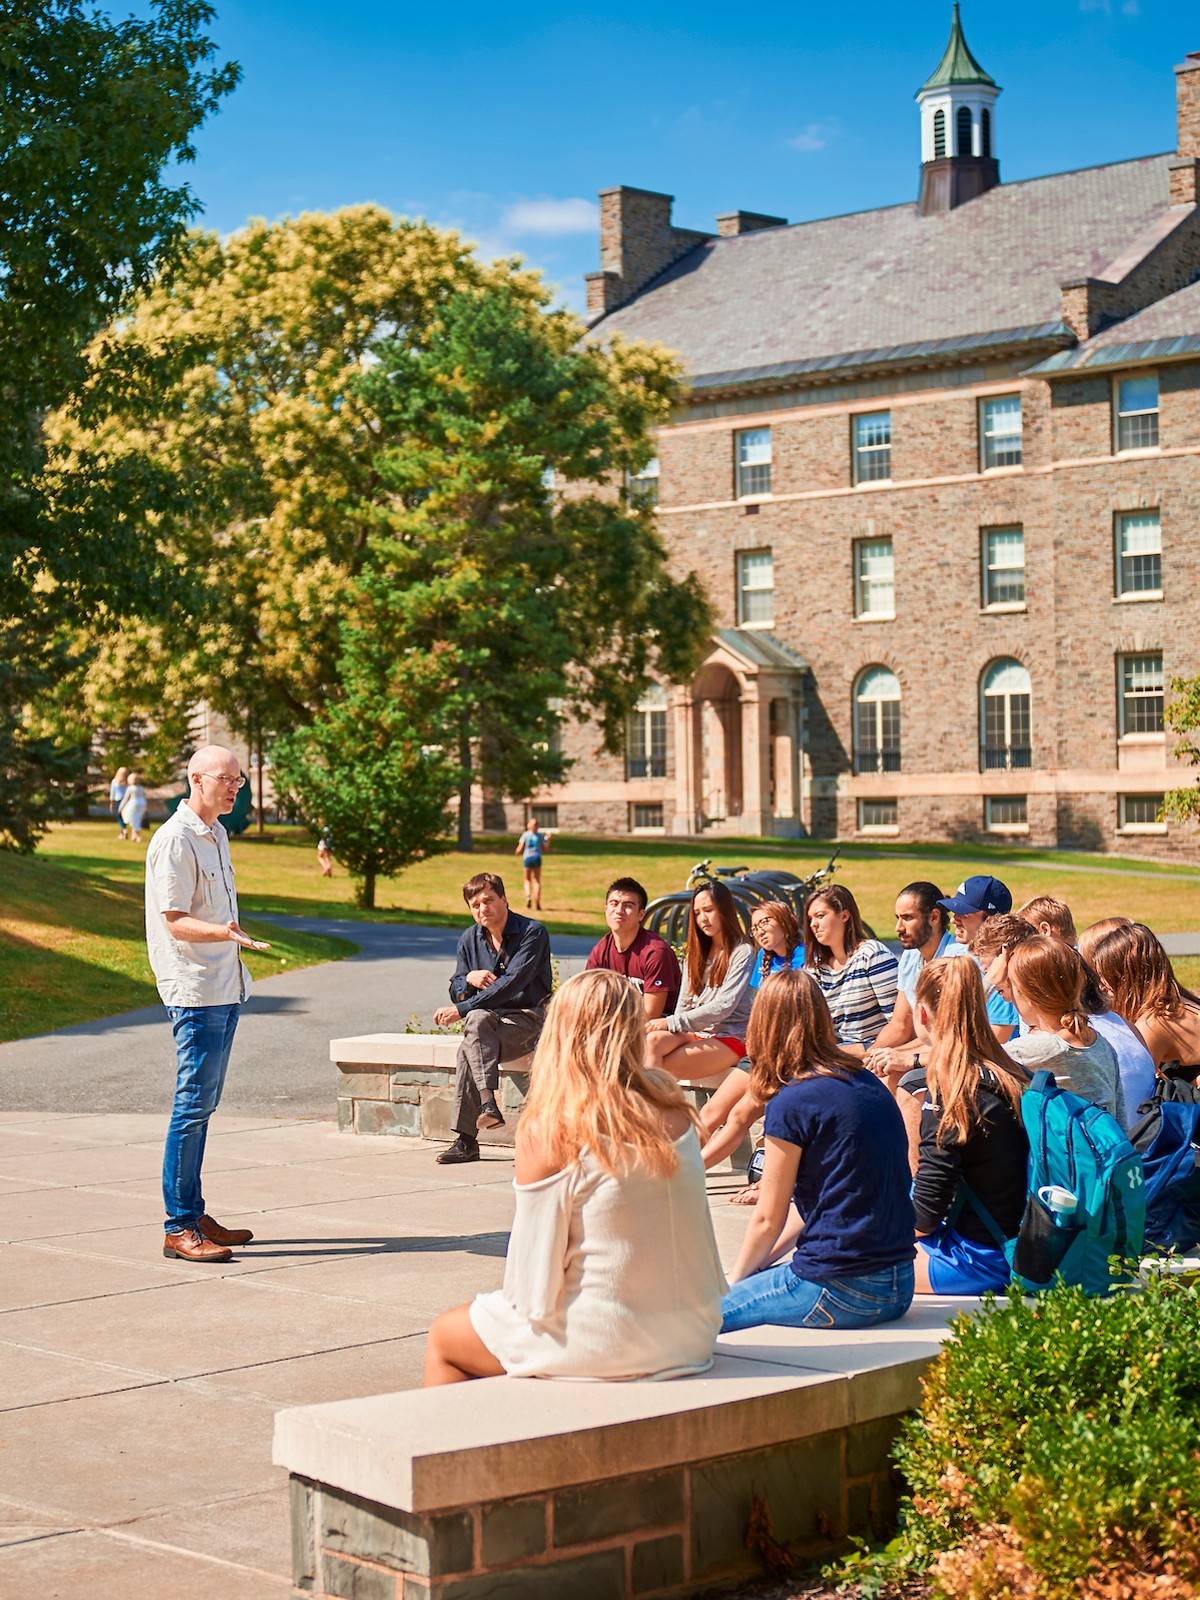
[[525, 11, 1200, 856]]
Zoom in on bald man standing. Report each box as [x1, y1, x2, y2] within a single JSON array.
[[146, 746, 269, 1262]]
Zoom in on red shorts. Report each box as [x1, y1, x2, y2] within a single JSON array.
[[715, 1036, 747, 1061]]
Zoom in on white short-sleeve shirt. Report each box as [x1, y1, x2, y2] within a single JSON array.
[[145, 801, 251, 1007]]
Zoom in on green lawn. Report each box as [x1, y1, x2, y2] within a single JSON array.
[[0, 845, 355, 1044], [10, 821, 1198, 1043]]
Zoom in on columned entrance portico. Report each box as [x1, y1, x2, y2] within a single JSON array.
[[670, 628, 807, 837]]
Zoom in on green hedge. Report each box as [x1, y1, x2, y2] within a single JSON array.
[[837, 1274, 1200, 1599]]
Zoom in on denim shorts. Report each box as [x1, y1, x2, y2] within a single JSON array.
[[720, 1259, 915, 1333], [918, 1224, 1010, 1295]]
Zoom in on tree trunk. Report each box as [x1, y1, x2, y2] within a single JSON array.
[[357, 863, 376, 910], [254, 720, 265, 834], [457, 714, 473, 852]]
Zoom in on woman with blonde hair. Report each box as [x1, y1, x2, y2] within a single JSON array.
[[1080, 921, 1200, 1077], [911, 958, 1029, 1295], [720, 970, 914, 1333], [424, 968, 726, 1384], [1003, 936, 1122, 1120], [803, 884, 898, 1055], [110, 766, 129, 839], [645, 878, 754, 1081]]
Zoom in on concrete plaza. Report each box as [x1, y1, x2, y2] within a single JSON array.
[[0, 1109, 758, 1598]]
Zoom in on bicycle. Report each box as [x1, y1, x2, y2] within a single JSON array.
[[644, 851, 839, 941]]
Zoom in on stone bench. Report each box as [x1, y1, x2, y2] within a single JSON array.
[[333, 1033, 755, 1165], [274, 1296, 978, 1599]]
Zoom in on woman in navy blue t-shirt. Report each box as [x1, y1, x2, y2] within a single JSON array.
[[720, 970, 916, 1332]]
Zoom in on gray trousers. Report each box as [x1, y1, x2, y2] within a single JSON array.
[[453, 1006, 545, 1137]]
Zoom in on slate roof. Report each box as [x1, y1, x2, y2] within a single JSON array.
[[591, 153, 1175, 390], [920, 4, 997, 92], [716, 628, 808, 673], [1026, 277, 1200, 374]]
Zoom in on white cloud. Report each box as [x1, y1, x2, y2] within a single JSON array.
[[788, 121, 835, 153], [501, 197, 599, 235]]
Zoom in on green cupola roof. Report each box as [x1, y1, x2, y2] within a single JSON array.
[[919, 4, 998, 92]]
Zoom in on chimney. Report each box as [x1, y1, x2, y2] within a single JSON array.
[[715, 210, 788, 237], [584, 186, 712, 321], [1170, 52, 1200, 205]]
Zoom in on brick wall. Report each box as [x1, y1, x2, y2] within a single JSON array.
[[290, 1412, 906, 1598]]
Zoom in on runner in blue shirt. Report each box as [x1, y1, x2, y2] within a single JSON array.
[[514, 817, 550, 911]]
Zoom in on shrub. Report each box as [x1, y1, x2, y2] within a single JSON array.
[[838, 1274, 1200, 1599]]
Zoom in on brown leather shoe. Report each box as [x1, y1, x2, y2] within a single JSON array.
[[163, 1227, 232, 1263], [197, 1213, 254, 1247]]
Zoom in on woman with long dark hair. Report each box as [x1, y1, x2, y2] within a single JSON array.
[[911, 957, 1029, 1295], [803, 884, 898, 1055], [1002, 936, 1122, 1119], [719, 970, 914, 1333], [645, 879, 754, 1081]]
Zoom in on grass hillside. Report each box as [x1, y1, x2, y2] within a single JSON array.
[[0, 849, 354, 1044]]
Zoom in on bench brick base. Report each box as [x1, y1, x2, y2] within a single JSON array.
[[289, 1413, 904, 1598]]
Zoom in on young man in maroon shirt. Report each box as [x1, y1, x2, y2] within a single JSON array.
[[584, 878, 681, 1019]]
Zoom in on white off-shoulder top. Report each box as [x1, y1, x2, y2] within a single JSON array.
[[469, 1127, 726, 1380]]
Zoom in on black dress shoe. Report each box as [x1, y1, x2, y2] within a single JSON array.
[[436, 1136, 481, 1165], [477, 1099, 505, 1131]]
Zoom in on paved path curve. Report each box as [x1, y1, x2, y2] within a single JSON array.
[[0, 917, 596, 1118]]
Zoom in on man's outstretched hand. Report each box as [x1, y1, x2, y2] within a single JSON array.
[[228, 921, 271, 952]]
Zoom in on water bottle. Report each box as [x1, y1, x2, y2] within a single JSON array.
[[1038, 1185, 1078, 1227]]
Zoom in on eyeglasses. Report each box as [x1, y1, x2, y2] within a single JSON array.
[[195, 772, 246, 790]]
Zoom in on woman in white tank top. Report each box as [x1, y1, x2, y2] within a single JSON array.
[[424, 969, 727, 1384]]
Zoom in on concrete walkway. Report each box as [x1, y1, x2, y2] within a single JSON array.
[[0, 918, 597, 1117], [0, 1111, 756, 1599]]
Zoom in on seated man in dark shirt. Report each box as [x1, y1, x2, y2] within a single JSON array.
[[584, 877, 681, 1020], [433, 872, 553, 1165]]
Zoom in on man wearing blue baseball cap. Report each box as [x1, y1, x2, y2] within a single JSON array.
[[937, 875, 1013, 945]]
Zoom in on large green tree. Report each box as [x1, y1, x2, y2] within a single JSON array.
[[1, 0, 238, 849], [358, 283, 712, 847], [1165, 675, 1200, 827]]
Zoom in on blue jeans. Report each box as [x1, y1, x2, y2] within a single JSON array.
[[720, 1260, 915, 1332], [162, 1004, 240, 1233]]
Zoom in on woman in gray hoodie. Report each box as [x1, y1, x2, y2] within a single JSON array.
[[645, 879, 754, 1082]]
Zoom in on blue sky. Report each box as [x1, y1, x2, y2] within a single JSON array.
[[181, 0, 1195, 311]]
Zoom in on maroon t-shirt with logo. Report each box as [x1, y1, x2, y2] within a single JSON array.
[[585, 927, 682, 1015]]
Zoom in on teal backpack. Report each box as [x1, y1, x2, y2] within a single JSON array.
[[960, 1070, 1145, 1296]]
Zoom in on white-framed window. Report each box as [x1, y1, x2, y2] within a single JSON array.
[[933, 108, 946, 158], [853, 538, 895, 619], [1114, 373, 1159, 452], [626, 456, 659, 508], [853, 666, 901, 774], [981, 526, 1026, 609], [980, 659, 1032, 771], [1114, 510, 1162, 599], [630, 802, 665, 833], [985, 796, 1028, 833], [736, 549, 774, 627], [980, 394, 1023, 470], [626, 684, 668, 778], [858, 797, 898, 832], [852, 411, 891, 484], [1118, 794, 1166, 833], [735, 427, 771, 497], [531, 805, 558, 830], [1118, 652, 1164, 737]]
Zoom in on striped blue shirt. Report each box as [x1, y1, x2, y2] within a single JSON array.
[[811, 939, 899, 1046]]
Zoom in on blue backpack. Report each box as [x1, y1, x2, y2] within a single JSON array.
[[1009, 1070, 1146, 1295], [1129, 1076, 1200, 1253]]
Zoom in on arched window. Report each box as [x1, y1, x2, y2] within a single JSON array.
[[626, 684, 667, 779], [956, 105, 973, 157], [853, 667, 901, 774], [933, 108, 946, 159], [980, 660, 1032, 771], [981, 107, 992, 158]]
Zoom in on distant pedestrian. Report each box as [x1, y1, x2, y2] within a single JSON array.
[[515, 817, 549, 910], [110, 766, 129, 839], [120, 771, 147, 842], [146, 745, 270, 1263], [316, 830, 333, 878]]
